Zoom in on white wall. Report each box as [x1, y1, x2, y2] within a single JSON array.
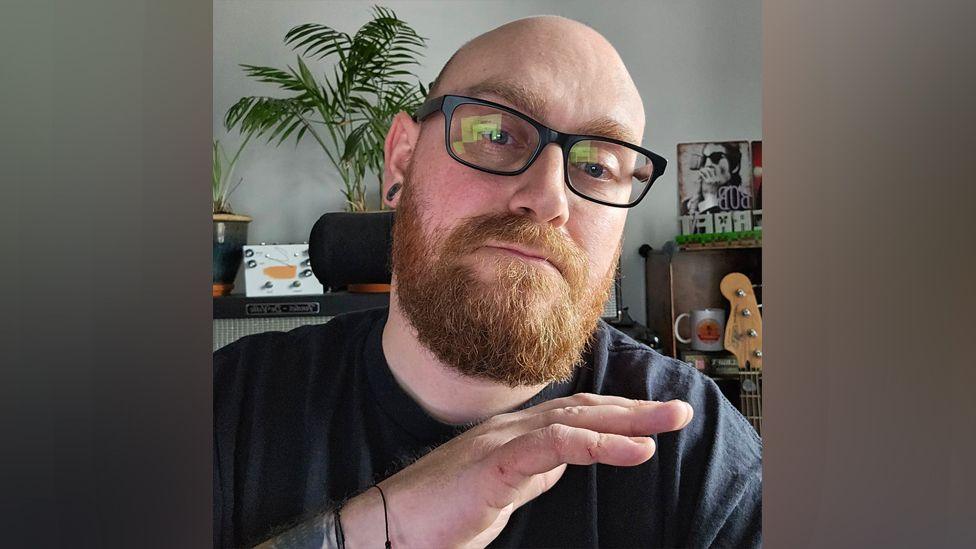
[[214, 0, 761, 324]]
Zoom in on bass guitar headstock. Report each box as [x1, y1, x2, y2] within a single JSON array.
[[720, 272, 763, 372]]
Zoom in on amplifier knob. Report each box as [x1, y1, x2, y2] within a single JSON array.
[[262, 281, 273, 289], [244, 249, 254, 257], [246, 260, 257, 268], [301, 269, 313, 278], [291, 281, 302, 288]]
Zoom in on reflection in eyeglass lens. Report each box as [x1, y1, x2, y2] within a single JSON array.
[[569, 140, 652, 205], [450, 105, 538, 171]]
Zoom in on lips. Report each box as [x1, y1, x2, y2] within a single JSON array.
[[481, 243, 562, 274]]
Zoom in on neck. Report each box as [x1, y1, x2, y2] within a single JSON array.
[[381, 288, 548, 425]]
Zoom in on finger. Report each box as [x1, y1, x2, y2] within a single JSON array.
[[484, 424, 656, 499], [513, 401, 693, 438], [522, 392, 653, 415]]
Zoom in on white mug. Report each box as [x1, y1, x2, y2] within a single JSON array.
[[674, 308, 727, 351]]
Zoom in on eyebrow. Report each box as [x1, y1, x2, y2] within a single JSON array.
[[460, 80, 550, 122], [575, 116, 640, 145], [458, 79, 640, 145]]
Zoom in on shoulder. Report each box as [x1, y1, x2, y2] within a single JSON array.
[[213, 307, 386, 405], [212, 308, 387, 549]]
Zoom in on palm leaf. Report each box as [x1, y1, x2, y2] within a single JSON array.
[[285, 23, 351, 63], [240, 64, 305, 91]]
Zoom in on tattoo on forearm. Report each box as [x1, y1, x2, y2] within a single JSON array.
[[258, 512, 337, 549]]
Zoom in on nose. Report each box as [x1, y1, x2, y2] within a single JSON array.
[[506, 144, 570, 227]]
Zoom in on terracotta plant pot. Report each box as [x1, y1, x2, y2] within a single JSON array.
[[213, 213, 252, 296]]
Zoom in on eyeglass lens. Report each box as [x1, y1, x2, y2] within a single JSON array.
[[448, 103, 655, 206]]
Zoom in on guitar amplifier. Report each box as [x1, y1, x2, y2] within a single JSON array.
[[213, 293, 390, 351], [601, 270, 624, 323]]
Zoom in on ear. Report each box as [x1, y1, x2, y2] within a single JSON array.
[[382, 111, 420, 209]]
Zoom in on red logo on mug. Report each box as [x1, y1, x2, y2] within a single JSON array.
[[697, 319, 722, 343]]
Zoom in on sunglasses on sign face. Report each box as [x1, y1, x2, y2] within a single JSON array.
[[703, 152, 727, 164], [413, 95, 667, 208]]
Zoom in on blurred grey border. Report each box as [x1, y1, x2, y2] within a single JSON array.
[[2, 1, 974, 547], [764, 0, 976, 546], [1, 1, 211, 546]]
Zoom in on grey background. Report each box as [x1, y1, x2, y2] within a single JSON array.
[[213, 0, 762, 324]]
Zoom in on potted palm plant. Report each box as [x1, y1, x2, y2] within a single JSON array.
[[212, 135, 253, 296], [224, 5, 428, 212]]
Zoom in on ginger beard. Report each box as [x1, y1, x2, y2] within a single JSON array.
[[391, 178, 619, 388]]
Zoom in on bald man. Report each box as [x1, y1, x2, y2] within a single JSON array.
[[214, 16, 761, 549]]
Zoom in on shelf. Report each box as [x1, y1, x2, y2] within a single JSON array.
[[644, 246, 762, 358], [678, 240, 762, 251]]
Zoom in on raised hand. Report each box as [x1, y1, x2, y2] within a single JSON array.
[[338, 393, 694, 549]]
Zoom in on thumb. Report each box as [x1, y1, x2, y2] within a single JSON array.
[[464, 502, 517, 549], [514, 463, 569, 508]]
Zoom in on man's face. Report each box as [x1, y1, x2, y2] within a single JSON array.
[[387, 17, 646, 386], [702, 143, 733, 184]]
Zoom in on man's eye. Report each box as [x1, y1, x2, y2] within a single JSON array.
[[578, 162, 613, 180], [481, 129, 511, 145]]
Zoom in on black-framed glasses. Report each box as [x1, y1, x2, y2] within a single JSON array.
[[413, 95, 667, 208]]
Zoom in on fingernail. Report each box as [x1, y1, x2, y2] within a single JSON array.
[[667, 400, 693, 420]]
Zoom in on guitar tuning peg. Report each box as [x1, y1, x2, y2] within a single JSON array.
[[742, 309, 752, 317], [753, 350, 762, 358], [736, 289, 746, 297], [747, 329, 758, 337]]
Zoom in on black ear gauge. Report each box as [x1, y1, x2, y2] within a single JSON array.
[[386, 182, 402, 201]]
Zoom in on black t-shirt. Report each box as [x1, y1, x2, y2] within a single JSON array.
[[214, 307, 761, 548]]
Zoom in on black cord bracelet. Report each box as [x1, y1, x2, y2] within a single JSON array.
[[373, 484, 392, 549], [333, 507, 346, 549]]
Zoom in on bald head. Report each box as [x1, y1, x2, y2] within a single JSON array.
[[428, 16, 646, 144]]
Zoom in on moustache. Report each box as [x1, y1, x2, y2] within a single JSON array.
[[440, 213, 587, 280]]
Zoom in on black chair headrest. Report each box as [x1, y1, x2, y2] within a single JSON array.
[[308, 211, 395, 290]]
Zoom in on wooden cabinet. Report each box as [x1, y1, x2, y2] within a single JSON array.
[[644, 244, 764, 434], [643, 245, 762, 359]]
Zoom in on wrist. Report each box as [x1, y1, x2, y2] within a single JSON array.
[[339, 488, 392, 549]]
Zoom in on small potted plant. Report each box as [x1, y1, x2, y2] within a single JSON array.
[[212, 135, 253, 296]]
